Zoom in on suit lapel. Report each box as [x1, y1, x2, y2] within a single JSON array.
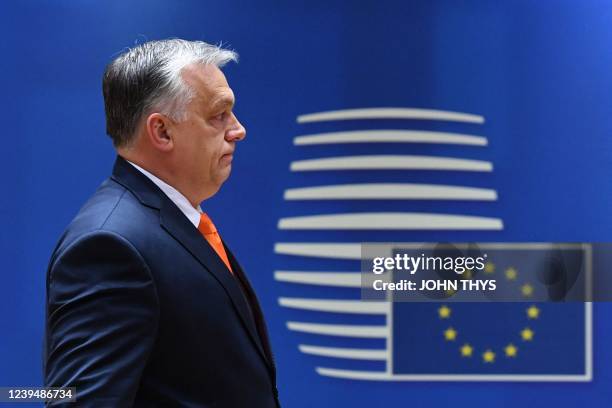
[[159, 198, 271, 369], [110, 156, 271, 372], [224, 244, 276, 376]]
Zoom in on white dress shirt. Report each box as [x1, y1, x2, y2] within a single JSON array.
[[127, 161, 202, 228]]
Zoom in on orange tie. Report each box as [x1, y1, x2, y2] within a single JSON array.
[[198, 213, 234, 274]]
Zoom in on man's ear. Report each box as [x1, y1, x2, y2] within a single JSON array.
[[145, 113, 174, 152]]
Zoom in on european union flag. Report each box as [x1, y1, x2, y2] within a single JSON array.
[[391, 244, 590, 379]]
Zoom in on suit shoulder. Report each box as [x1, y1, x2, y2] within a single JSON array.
[[51, 179, 157, 261]]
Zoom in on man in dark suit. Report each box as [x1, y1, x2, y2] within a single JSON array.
[[44, 39, 279, 407]]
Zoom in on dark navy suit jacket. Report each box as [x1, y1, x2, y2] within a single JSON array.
[[44, 156, 279, 407]]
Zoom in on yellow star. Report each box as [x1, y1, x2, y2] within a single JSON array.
[[521, 283, 534, 297], [505, 267, 517, 280], [482, 349, 496, 363], [521, 327, 534, 341], [460, 343, 473, 357], [463, 269, 473, 279], [484, 262, 495, 274], [445, 288, 457, 296], [438, 305, 451, 319], [526, 305, 540, 319], [444, 327, 457, 341], [504, 344, 518, 357]]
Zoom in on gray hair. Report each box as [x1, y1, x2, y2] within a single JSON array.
[[103, 39, 238, 147]]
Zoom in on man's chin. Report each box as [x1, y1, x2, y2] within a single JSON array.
[[215, 169, 232, 188]]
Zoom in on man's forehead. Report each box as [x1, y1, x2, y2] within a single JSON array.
[[181, 63, 234, 106]]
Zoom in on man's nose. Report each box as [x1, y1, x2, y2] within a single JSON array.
[[226, 113, 246, 142]]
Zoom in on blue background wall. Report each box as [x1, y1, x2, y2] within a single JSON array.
[[1, 0, 612, 406]]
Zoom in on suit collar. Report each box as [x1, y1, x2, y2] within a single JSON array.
[[127, 160, 202, 228], [111, 155, 164, 210], [110, 155, 274, 373]]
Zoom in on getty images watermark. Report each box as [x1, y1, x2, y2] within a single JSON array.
[[360, 243, 610, 302]]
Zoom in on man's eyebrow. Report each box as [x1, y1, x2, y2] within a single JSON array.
[[211, 96, 235, 110]]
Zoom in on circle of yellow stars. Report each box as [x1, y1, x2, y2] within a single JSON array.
[[438, 261, 541, 363]]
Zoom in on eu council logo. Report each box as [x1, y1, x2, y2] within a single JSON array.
[[273, 107, 591, 382]]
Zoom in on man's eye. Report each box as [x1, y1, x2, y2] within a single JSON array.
[[214, 112, 227, 121]]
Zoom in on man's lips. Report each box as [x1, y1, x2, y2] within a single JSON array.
[[220, 151, 234, 163]]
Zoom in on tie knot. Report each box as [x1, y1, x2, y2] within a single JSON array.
[[198, 213, 217, 235]]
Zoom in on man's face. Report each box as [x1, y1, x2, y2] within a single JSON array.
[[170, 64, 246, 201]]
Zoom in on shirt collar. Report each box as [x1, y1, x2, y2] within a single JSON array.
[[127, 160, 202, 228]]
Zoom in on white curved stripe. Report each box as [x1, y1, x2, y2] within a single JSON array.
[[294, 130, 487, 146], [274, 243, 586, 259], [299, 345, 388, 360], [316, 368, 392, 380], [297, 108, 484, 124], [278, 212, 503, 230], [287, 322, 388, 338], [279, 297, 389, 314], [274, 271, 361, 287], [316, 368, 590, 382], [284, 183, 497, 201], [274, 243, 361, 259], [290, 155, 493, 172]]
